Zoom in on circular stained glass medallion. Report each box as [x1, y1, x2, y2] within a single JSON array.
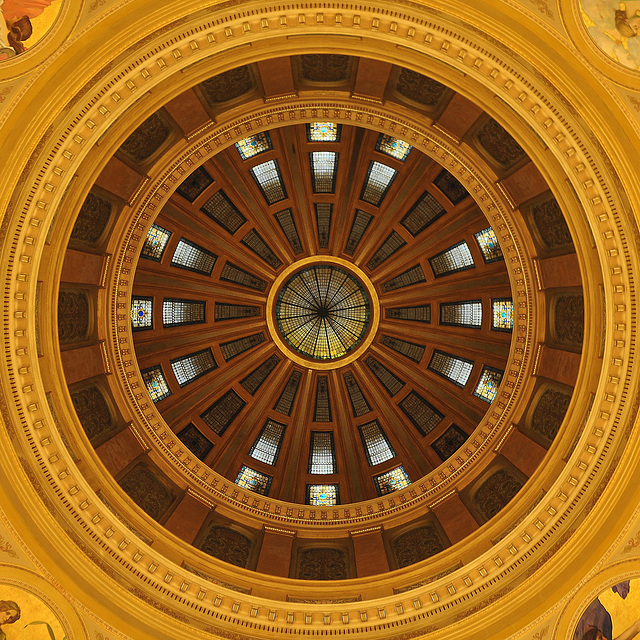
[[275, 265, 371, 361]]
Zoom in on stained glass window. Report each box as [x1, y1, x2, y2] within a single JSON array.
[[177, 423, 214, 461], [360, 161, 397, 206], [235, 465, 272, 495], [200, 390, 246, 436], [275, 265, 370, 361], [274, 370, 302, 416], [131, 297, 153, 330], [220, 333, 266, 361], [374, 466, 410, 496], [474, 227, 503, 263], [359, 420, 395, 466], [141, 224, 171, 261], [344, 209, 373, 256], [235, 131, 272, 160], [440, 300, 482, 328], [220, 263, 267, 292], [214, 303, 260, 321], [308, 432, 337, 474], [382, 265, 426, 292], [429, 241, 475, 277], [314, 376, 332, 422], [492, 298, 514, 332], [141, 366, 171, 403], [163, 299, 206, 327], [201, 190, 247, 234], [375, 134, 412, 161], [241, 229, 282, 268], [310, 151, 338, 193], [171, 238, 217, 275], [315, 203, 332, 248], [241, 355, 281, 395], [343, 372, 371, 417], [365, 357, 405, 396], [367, 232, 406, 270], [398, 391, 444, 436], [170, 348, 217, 387], [473, 366, 504, 403], [274, 208, 303, 254], [250, 160, 287, 205], [386, 305, 431, 323], [401, 192, 446, 237], [428, 350, 474, 387], [307, 122, 341, 142], [306, 484, 339, 506], [249, 419, 286, 465]]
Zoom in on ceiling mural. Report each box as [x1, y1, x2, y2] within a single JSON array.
[[580, 0, 640, 69], [0, 0, 61, 61]]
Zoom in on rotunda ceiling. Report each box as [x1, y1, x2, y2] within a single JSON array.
[[6, 3, 631, 633], [54, 55, 586, 585]]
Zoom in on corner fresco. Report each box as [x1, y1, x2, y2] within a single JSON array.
[[0, 0, 61, 61], [574, 578, 640, 640], [0, 585, 66, 640], [580, 1, 640, 70]]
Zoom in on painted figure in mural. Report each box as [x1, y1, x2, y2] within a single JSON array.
[[580, 0, 640, 69], [0, 0, 58, 58], [575, 581, 640, 640], [615, 2, 640, 36], [0, 600, 20, 640]]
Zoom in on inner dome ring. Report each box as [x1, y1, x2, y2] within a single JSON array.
[[266, 256, 380, 369]]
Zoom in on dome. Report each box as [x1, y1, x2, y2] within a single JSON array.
[[0, 4, 638, 640]]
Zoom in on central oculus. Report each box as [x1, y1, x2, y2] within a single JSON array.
[[275, 265, 371, 361]]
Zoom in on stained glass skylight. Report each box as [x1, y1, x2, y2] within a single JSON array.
[[250, 160, 287, 204], [308, 432, 337, 474], [310, 151, 338, 193], [275, 265, 370, 360], [141, 366, 171, 403], [360, 161, 397, 206], [475, 227, 503, 263], [307, 122, 341, 142], [235, 465, 272, 495], [473, 366, 504, 403], [141, 224, 171, 261], [170, 348, 217, 387], [162, 299, 206, 327], [249, 419, 286, 465], [171, 239, 217, 275], [375, 134, 412, 161], [235, 132, 272, 160], [359, 420, 395, 466], [429, 241, 475, 277], [306, 484, 339, 506], [440, 300, 482, 328], [492, 298, 514, 332], [131, 297, 152, 330], [428, 350, 474, 387], [374, 466, 410, 496]]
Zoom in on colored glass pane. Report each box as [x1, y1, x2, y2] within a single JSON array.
[[475, 227, 503, 262], [375, 134, 412, 161], [473, 366, 504, 403], [374, 466, 410, 495], [235, 465, 272, 495], [141, 224, 171, 261], [235, 132, 272, 159], [131, 297, 152, 330], [306, 484, 339, 506], [307, 122, 340, 142]]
